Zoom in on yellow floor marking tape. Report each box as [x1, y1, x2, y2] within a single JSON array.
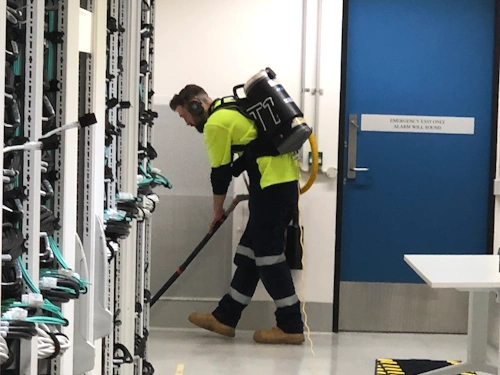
[[376, 359, 476, 375], [378, 359, 404, 375], [377, 364, 387, 375], [175, 364, 184, 375]]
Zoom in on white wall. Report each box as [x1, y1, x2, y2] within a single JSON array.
[[154, 0, 303, 105], [154, 0, 344, 313]]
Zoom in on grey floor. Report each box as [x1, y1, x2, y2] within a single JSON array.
[[148, 329, 498, 375]]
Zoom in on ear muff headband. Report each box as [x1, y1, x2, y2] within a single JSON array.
[[187, 100, 204, 116]]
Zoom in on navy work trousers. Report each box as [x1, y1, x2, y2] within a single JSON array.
[[212, 181, 303, 334]]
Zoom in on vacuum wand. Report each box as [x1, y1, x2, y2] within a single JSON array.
[[150, 194, 250, 307]]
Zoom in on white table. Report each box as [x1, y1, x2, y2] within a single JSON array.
[[404, 254, 500, 375]]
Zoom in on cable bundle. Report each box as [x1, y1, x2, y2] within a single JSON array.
[[113, 343, 134, 367], [41, 154, 59, 185], [2, 224, 24, 262], [134, 331, 155, 374], [142, 360, 155, 375], [2, 168, 17, 185], [0, 319, 37, 340], [40, 155, 58, 204], [106, 240, 119, 262], [40, 206, 60, 237], [2, 261, 68, 327], [4, 91, 21, 142], [0, 320, 70, 361], [2, 189, 25, 225], [105, 121, 120, 147], [139, 108, 157, 126], [39, 270, 84, 303], [116, 197, 141, 219], [38, 236, 89, 302], [104, 209, 132, 242], [0, 335, 8, 365], [137, 142, 157, 161], [135, 193, 158, 222], [1, 260, 23, 300], [41, 95, 56, 133], [36, 323, 70, 360], [107, 15, 125, 34], [137, 162, 172, 190]]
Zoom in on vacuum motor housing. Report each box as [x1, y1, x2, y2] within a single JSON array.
[[233, 67, 312, 155]]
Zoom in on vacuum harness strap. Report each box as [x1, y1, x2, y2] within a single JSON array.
[[209, 67, 312, 177]]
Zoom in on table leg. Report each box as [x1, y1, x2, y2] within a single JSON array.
[[416, 291, 497, 375], [498, 291, 500, 375], [467, 291, 490, 366]]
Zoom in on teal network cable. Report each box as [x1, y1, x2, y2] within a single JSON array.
[[47, 236, 89, 292], [0, 260, 69, 326], [146, 162, 172, 188]]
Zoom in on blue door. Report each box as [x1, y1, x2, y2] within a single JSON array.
[[337, 0, 497, 331]]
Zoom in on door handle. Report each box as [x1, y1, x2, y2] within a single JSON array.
[[347, 114, 369, 179], [350, 167, 369, 172]]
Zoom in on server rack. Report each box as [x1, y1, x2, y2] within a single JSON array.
[[1, 2, 166, 373], [135, 1, 166, 374]]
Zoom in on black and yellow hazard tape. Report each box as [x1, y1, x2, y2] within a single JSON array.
[[375, 359, 477, 375]]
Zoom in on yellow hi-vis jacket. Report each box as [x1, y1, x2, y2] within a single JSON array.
[[203, 98, 299, 193]]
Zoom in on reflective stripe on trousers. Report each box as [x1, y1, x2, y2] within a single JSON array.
[[233, 245, 299, 308], [236, 244, 287, 267]]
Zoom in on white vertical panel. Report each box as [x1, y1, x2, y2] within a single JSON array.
[[78, 9, 93, 53], [299, 0, 319, 172], [54, 0, 81, 373], [90, 0, 107, 227], [118, 1, 141, 374], [20, 0, 44, 373], [316, 0, 342, 175], [89, 0, 108, 374]]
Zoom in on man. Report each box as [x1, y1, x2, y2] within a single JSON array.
[[169, 84, 304, 345]]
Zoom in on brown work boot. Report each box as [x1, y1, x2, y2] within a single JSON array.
[[188, 313, 235, 338], [253, 327, 305, 345]]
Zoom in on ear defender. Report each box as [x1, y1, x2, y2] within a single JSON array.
[[187, 100, 205, 116]]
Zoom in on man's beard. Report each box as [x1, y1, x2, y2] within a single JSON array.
[[194, 120, 206, 133]]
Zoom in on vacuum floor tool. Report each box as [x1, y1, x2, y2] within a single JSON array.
[[150, 194, 250, 307]]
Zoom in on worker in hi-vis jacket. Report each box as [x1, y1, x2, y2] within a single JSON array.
[[169, 84, 304, 345]]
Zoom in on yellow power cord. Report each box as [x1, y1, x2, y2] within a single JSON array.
[[300, 134, 319, 194], [297, 133, 319, 369], [297, 190, 315, 357]]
